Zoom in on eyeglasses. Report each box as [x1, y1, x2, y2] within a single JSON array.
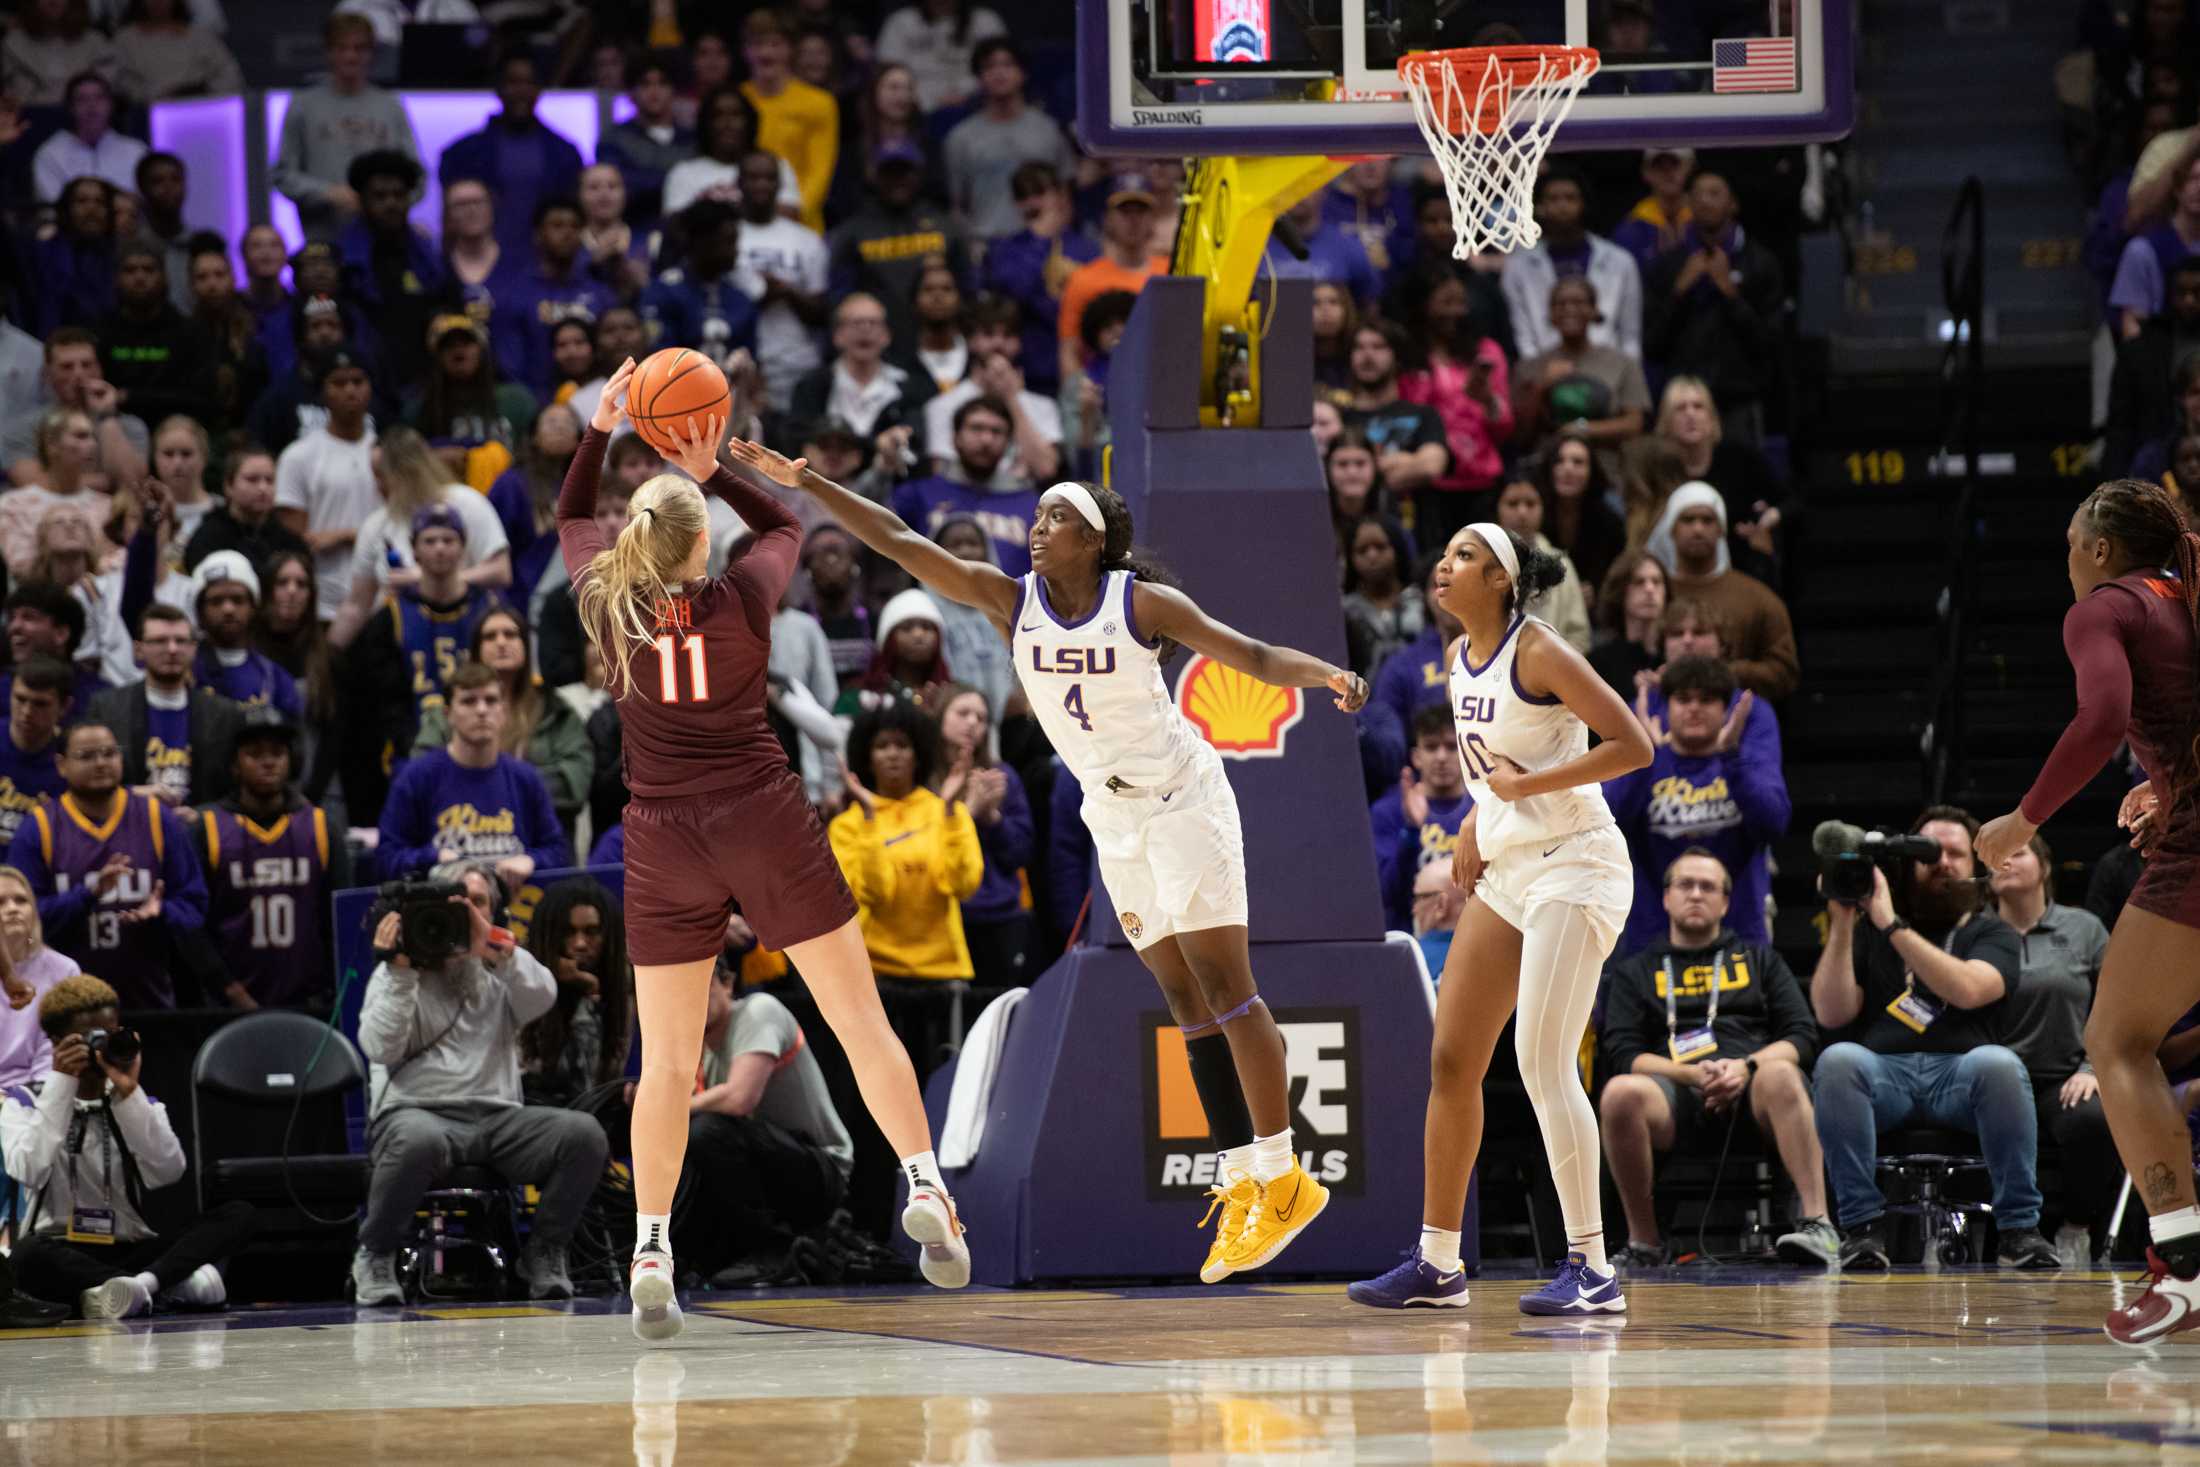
[[1666, 878, 1727, 895]]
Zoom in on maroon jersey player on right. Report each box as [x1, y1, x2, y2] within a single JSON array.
[[1975, 477, 2200, 1347], [558, 359, 968, 1344]]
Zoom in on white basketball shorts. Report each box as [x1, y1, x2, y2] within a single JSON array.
[[1081, 746, 1249, 951], [1475, 823, 1633, 949]]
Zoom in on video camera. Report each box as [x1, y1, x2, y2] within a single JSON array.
[[1812, 820, 1944, 903], [376, 879, 473, 968]]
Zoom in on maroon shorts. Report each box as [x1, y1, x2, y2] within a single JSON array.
[[2131, 822, 2200, 931], [621, 772, 858, 965]]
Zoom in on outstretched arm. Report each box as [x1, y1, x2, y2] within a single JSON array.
[[724, 436, 1021, 628], [1131, 582, 1369, 711], [1978, 587, 2138, 870]]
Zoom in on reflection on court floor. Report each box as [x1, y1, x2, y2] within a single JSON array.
[[5, 1268, 2197, 1464]]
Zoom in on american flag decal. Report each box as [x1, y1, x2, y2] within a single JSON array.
[[1712, 37, 1798, 93]]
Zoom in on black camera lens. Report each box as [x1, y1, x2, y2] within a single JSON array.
[[85, 1027, 140, 1066]]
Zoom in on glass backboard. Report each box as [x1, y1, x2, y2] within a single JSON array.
[[1077, 0, 1852, 156]]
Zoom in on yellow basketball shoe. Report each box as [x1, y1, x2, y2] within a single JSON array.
[[1197, 1173, 1259, 1283], [1219, 1162, 1331, 1275]]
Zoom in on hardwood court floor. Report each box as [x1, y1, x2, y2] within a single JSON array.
[[5, 1266, 2200, 1464]]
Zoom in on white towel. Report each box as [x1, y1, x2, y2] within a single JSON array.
[[939, 987, 1028, 1170]]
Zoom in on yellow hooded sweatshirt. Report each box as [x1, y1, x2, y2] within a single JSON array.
[[828, 788, 983, 979]]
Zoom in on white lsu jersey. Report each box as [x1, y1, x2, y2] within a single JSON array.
[[1012, 570, 1204, 792], [1450, 614, 1614, 861]]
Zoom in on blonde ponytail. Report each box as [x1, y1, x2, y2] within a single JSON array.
[[573, 473, 711, 693]]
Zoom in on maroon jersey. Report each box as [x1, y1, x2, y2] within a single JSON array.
[[556, 428, 802, 800], [2022, 571, 2200, 827]]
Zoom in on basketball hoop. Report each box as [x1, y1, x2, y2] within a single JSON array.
[[1397, 46, 1600, 257]]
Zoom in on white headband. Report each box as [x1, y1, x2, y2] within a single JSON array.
[[1465, 522, 1520, 584], [1040, 482, 1106, 533]]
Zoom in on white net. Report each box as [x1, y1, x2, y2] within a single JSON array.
[[1398, 48, 1599, 258]]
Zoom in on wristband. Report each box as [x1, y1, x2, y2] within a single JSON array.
[[1878, 917, 1911, 938]]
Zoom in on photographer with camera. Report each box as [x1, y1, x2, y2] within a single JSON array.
[[1809, 806, 2059, 1270], [351, 863, 609, 1306], [1, 977, 257, 1318]]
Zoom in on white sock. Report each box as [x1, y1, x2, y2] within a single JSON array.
[[1248, 1129, 1294, 1184], [1419, 1226, 1463, 1273], [1569, 1229, 1609, 1274], [131, 1271, 159, 1297], [1217, 1143, 1256, 1184], [902, 1149, 945, 1196], [634, 1213, 671, 1257], [2151, 1205, 2200, 1244]]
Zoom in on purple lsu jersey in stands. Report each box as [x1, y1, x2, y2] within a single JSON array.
[[13, 792, 206, 1010], [201, 805, 334, 1008]]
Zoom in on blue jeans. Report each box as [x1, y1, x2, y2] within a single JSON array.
[[1813, 1042, 2042, 1231]]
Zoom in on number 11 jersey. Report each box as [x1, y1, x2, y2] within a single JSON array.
[[1013, 571, 1203, 793], [1449, 614, 1613, 862]]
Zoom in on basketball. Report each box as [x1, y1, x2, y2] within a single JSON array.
[[626, 348, 730, 457]]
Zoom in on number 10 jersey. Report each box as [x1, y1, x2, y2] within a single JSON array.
[[1449, 614, 1613, 862], [201, 804, 335, 1008], [1013, 570, 1203, 794]]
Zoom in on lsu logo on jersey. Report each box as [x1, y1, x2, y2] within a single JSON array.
[[1143, 1005, 1363, 1197], [1173, 654, 1302, 760], [1655, 955, 1756, 1000]]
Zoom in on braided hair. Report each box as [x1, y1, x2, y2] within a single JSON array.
[[2084, 476, 2200, 792], [1085, 481, 1186, 664]]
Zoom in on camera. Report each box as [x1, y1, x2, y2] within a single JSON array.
[[85, 1026, 140, 1067], [377, 879, 472, 968], [1812, 820, 1944, 903]]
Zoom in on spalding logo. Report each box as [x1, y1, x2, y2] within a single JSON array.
[[1174, 654, 1303, 760]]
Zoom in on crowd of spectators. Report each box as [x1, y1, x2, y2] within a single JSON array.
[[2075, 0, 2199, 480], [0, 0, 2165, 1322]]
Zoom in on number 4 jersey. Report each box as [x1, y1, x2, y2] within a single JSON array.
[[199, 802, 338, 1008], [1449, 614, 1613, 862], [1012, 570, 1203, 794]]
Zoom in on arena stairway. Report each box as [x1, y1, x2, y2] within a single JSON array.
[[1770, 361, 2115, 959], [1835, 0, 2098, 373]]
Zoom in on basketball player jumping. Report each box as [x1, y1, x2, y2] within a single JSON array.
[[725, 437, 1367, 1282], [1349, 523, 1652, 1312], [561, 360, 969, 1342], [1975, 478, 2200, 1346]]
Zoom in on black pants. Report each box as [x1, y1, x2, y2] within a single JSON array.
[[2038, 1087, 2122, 1237], [964, 914, 1034, 990], [14, 1200, 259, 1309], [878, 978, 961, 1083], [673, 1111, 845, 1278]]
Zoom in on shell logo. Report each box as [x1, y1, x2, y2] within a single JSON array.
[[1174, 654, 1303, 759]]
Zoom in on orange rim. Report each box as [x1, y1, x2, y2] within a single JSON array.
[[1396, 45, 1600, 136]]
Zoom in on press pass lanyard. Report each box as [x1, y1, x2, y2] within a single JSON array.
[[1664, 951, 1726, 1061], [1887, 922, 1964, 1034], [64, 1106, 116, 1244]]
